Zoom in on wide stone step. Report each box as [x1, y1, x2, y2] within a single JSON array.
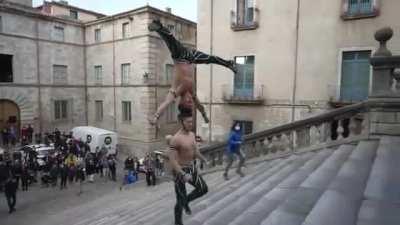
[[363, 136, 400, 203], [186, 155, 299, 225], [145, 159, 284, 225], [261, 144, 355, 225], [229, 149, 334, 225], [105, 171, 227, 225], [302, 140, 378, 225], [358, 136, 400, 225], [203, 152, 315, 225]]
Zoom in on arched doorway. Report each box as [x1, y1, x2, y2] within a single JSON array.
[[0, 99, 20, 139]]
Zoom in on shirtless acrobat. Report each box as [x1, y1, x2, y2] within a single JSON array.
[[168, 109, 209, 225], [148, 20, 237, 126]]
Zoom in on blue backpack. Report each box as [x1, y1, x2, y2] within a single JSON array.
[[127, 171, 136, 184]]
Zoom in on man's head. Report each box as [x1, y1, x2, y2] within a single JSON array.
[[178, 108, 193, 132]]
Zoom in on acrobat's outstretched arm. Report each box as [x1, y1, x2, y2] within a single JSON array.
[[148, 89, 177, 125]]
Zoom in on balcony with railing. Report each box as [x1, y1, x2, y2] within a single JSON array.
[[341, 0, 379, 20], [222, 84, 265, 104]]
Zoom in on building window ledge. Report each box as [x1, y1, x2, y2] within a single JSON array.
[[223, 96, 265, 105], [231, 22, 259, 31], [328, 100, 359, 108], [341, 11, 379, 20]]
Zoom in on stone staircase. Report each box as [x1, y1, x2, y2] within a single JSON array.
[[39, 136, 400, 225]]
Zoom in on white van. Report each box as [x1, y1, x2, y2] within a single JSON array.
[[71, 126, 118, 155]]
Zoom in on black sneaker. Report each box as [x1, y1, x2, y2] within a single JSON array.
[[148, 19, 162, 32], [184, 204, 192, 215], [236, 171, 245, 177], [223, 173, 229, 181]]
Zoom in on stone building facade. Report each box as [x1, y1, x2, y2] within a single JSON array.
[[196, 0, 400, 142], [0, 0, 196, 156]]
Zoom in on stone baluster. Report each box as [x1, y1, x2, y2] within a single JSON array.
[[360, 113, 369, 135], [210, 152, 216, 167], [349, 113, 364, 137], [296, 127, 311, 148], [217, 149, 224, 165], [336, 119, 345, 140], [275, 134, 283, 152], [392, 68, 400, 92], [256, 138, 265, 156], [310, 125, 319, 145], [315, 123, 325, 143], [270, 136, 278, 153], [284, 131, 293, 152], [264, 137, 273, 155], [325, 121, 332, 142]]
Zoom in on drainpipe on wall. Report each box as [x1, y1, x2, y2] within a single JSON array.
[[35, 18, 42, 133], [291, 0, 301, 122], [112, 18, 117, 131], [208, 0, 214, 143], [83, 26, 89, 126]]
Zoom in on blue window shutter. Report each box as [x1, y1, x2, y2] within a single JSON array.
[[340, 51, 371, 102]]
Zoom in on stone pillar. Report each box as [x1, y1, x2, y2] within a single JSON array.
[[369, 27, 400, 135], [369, 27, 396, 97]]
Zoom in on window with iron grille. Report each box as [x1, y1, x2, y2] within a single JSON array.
[[121, 63, 130, 85], [95, 28, 101, 43], [53, 65, 68, 84], [122, 101, 132, 122], [53, 26, 65, 42], [231, 0, 258, 30], [122, 22, 129, 39], [349, 0, 372, 14], [342, 0, 378, 19], [94, 65, 102, 84], [234, 56, 254, 98], [70, 10, 78, 20], [54, 100, 69, 120]]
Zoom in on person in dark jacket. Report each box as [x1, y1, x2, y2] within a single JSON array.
[[108, 156, 116, 181], [4, 177, 18, 213], [21, 164, 29, 191], [144, 154, 156, 186], [11, 160, 22, 190], [59, 163, 69, 190], [223, 122, 246, 180], [124, 155, 135, 172]]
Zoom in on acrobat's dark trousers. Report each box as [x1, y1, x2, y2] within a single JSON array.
[[154, 23, 233, 69], [174, 166, 208, 225]]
